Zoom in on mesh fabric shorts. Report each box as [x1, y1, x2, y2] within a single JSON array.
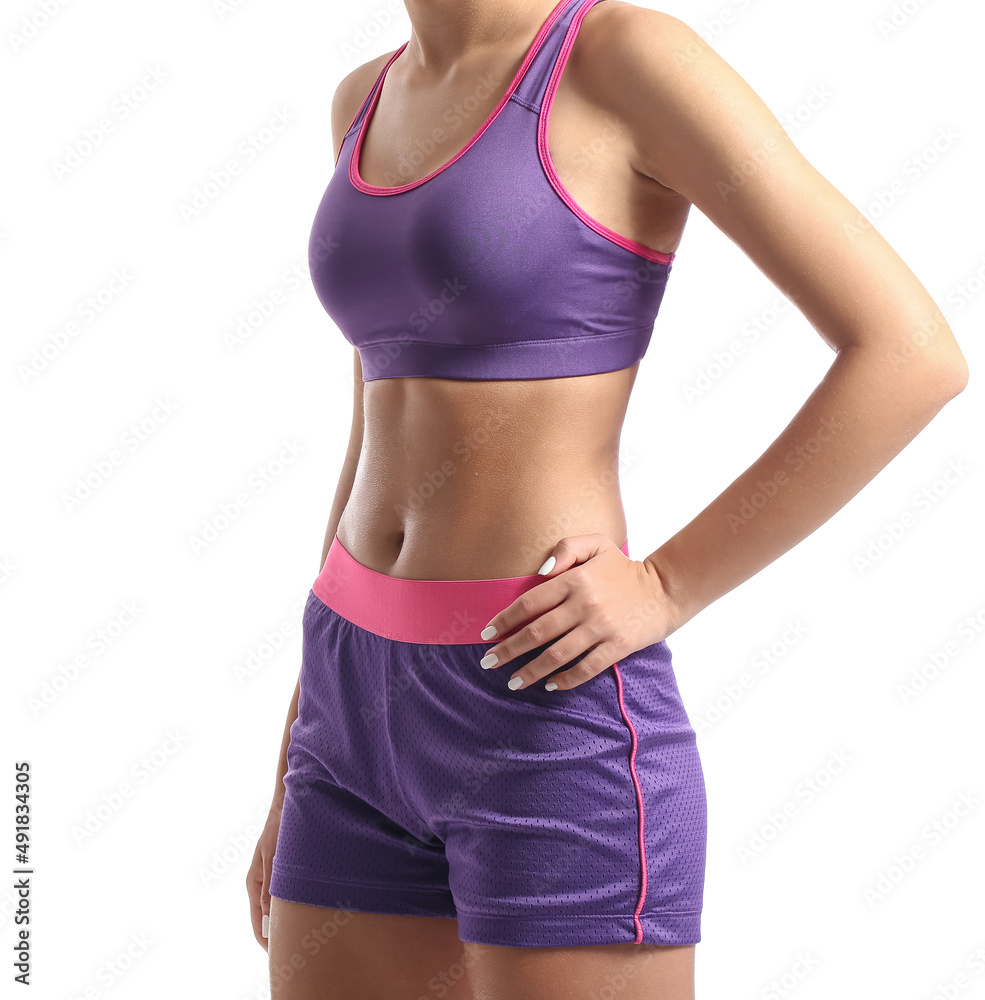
[[269, 534, 707, 948]]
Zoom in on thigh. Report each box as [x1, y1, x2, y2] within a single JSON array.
[[464, 941, 695, 1000], [268, 899, 474, 1000]]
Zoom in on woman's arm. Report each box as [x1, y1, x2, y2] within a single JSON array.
[[589, 8, 968, 630], [250, 348, 362, 944], [248, 65, 374, 949], [270, 349, 364, 808], [265, 59, 376, 810]]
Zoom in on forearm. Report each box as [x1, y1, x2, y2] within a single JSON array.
[[646, 345, 967, 631], [271, 446, 361, 807]]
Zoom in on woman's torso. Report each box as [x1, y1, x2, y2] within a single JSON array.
[[332, 1, 690, 579]]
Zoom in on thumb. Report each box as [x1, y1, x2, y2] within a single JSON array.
[[535, 533, 612, 577]]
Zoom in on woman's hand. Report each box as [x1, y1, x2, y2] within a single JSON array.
[[245, 802, 283, 950], [477, 533, 680, 692]]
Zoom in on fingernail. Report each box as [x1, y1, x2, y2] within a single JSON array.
[[262, 913, 269, 938], [508, 675, 524, 690], [544, 681, 558, 691], [480, 625, 498, 640], [480, 652, 498, 669], [537, 555, 556, 575]]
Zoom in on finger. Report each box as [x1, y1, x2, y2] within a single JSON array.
[[503, 624, 601, 691], [542, 641, 622, 692], [480, 601, 584, 671], [261, 848, 273, 940], [478, 574, 568, 647], [246, 863, 266, 948], [535, 534, 610, 578]]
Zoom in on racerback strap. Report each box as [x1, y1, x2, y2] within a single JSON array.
[[510, 0, 604, 112]]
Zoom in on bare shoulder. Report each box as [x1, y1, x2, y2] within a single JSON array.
[[571, 1, 694, 78], [570, 2, 733, 183], [572, 2, 968, 379], [330, 49, 401, 162], [575, 0, 688, 55]]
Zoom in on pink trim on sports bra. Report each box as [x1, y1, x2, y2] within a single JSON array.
[[349, 0, 571, 195], [538, 0, 675, 265]]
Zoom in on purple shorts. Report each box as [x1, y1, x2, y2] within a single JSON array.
[[269, 534, 706, 948]]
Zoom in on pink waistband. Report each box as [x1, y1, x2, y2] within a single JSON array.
[[312, 534, 631, 644]]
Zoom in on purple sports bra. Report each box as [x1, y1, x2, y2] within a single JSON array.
[[308, 0, 676, 382]]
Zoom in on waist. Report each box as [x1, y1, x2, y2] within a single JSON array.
[[312, 532, 631, 644]]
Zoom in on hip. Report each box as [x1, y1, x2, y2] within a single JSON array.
[[290, 535, 699, 820]]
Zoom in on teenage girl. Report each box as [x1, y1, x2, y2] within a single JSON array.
[[246, 2, 968, 997]]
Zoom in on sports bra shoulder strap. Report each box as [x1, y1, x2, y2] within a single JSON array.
[[343, 44, 407, 140], [511, 0, 604, 111]]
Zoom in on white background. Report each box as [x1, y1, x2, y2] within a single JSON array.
[[2, 0, 983, 997]]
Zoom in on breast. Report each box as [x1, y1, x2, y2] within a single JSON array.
[[308, 107, 672, 381]]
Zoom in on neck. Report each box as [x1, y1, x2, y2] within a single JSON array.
[[400, 0, 562, 73]]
